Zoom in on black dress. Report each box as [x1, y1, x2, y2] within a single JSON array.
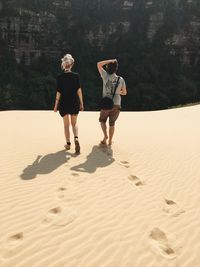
[[57, 72, 81, 117]]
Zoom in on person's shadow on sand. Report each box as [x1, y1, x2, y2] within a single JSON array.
[[70, 145, 115, 173], [20, 150, 69, 180]]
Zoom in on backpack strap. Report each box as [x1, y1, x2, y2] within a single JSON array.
[[112, 76, 120, 99]]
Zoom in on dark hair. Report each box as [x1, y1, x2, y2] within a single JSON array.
[[106, 61, 118, 75]]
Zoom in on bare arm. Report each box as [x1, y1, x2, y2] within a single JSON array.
[[53, 91, 61, 112], [120, 86, 127, 96], [77, 88, 84, 111], [97, 59, 116, 75]]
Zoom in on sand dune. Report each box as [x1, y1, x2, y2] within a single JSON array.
[[0, 106, 200, 267]]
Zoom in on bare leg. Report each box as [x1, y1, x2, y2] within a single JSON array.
[[108, 126, 115, 146], [71, 115, 78, 137], [100, 122, 108, 144], [71, 115, 80, 154], [63, 115, 70, 142]]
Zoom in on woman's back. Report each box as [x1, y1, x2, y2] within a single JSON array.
[[57, 71, 81, 115]]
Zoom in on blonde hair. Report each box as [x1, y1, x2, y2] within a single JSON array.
[[61, 54, 74, 71]]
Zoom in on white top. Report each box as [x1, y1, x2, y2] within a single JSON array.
[[101, 69, 126, 106]]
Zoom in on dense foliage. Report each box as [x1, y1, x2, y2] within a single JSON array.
[[0, 0, 200, 111]]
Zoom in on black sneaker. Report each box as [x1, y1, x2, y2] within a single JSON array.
[[74, 139, 80, 154]]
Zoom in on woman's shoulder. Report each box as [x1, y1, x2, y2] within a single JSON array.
[[57, 72, 80, 82], [71, 71, 80, 77], [57, 73, 65, 79], [57, 72, 79, 77]]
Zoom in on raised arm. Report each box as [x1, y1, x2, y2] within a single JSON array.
[[97, 59, 116, 75], [77, 88, 84, 111]]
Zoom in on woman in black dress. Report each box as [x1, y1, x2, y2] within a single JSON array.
[[54, 54, 84, 154]]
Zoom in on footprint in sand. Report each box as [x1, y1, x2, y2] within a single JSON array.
[[68, 172, 86, 183], [7, 232, 24, 245], [149, 228, 176, 259], [42, 206, 76, 227], [128, 175, 145, 186], [0, 232, 24, 258], [163, 198, 185, 217], [56, 187, 67, 199], [71, 172, 79, 177], [120, 161, 130, 168]]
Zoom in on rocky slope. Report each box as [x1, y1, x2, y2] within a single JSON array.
[[0, 0, 199, 66]]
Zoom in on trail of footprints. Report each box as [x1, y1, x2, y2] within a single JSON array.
[[1, 172, 80, 259], [121, 159, 184, 260], [1, 206, 76, 259], [148, 196, 185, 259], [2, 158, 185, 262], [45, 172, 82, 226], [119, 159, 145, 186]]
